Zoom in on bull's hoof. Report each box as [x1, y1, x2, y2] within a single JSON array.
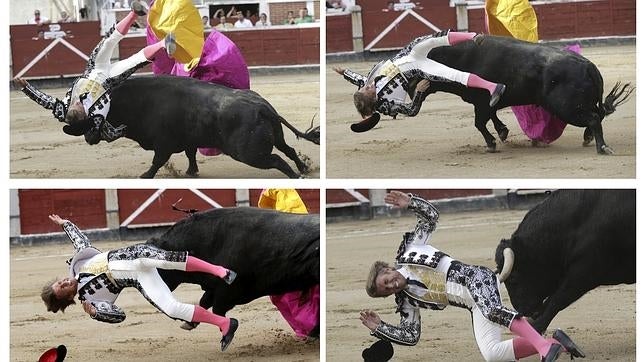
[[180, 321, 199, 330], [582, 139, 593, 147], [485, 144, 498, 153], [599, 145, 614, 155], [140, 172, 155, 179], [185, 170, 199, 178], [498, 127, 509, 142], [221, 318, 239, 351]]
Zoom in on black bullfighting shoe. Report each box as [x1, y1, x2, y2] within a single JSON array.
[[223, 270, 237, 285], [553, 329, 586, 359], [131, 0, 149, 16], [165, 32, 177, 57], [542, 343, 563, 362], [220, 318, 239, 351], [489, 83, 506, 107]]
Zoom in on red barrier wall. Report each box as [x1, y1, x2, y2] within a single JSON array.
[[326, 13, 353, 53], [10, 22, 102, 78], [19, 189, 106, 234]]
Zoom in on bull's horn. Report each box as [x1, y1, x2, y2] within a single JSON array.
[[498, 248, 514, 283]]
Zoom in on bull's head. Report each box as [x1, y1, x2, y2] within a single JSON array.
[[495, 238, 549, 318]]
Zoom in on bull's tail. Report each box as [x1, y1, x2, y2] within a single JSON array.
[[279, 114, 320, 145], [602, 82, 634, 117]]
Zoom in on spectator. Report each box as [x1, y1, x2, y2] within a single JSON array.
[[58, 11, 74, 23], [295, 8, 313, 24], [327, 0, 346, 11], [283, 10, 296, 25], [233, 11, 253, 28], [255, 13, 271, 27], [27, 9, 50, 25], [202, 15, 211, 28], [215, 15, 233, 30]]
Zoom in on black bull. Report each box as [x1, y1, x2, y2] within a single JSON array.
[[74, 76, 319, 178], [147, 207, 320, 334], [495, 189, 635, 333], [407, 35, 633, 153]]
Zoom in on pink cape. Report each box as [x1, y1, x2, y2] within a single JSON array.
[[270, 285, 320, 339], [146, 28, 250, 155], [512, 44, 581, 143]]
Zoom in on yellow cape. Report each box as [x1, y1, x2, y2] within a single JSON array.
[[258, 189, 308, 214], [148, 0, 204, 66], [485, 0, 539, 42]]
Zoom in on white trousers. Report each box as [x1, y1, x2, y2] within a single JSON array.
[[87, 30, 148, 85], [110, 258, 195, 322], [395, 35, 471, 85], [472, 305, 516, 362]]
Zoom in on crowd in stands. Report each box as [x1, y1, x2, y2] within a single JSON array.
[[205, 6, 315, 29]]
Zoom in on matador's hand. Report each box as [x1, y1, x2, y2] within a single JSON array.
[[384, 191, 411, 209], [48, 214, 68, 225], [13, 78, 28, 89], [360, 310, 382, 331], [82, 301, 97, 317], [332, 66, 346, 75]]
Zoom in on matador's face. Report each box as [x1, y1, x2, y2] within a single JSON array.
[[375, 268, 407, 296]]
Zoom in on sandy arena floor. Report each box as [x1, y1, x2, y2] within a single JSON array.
[[10, 240, 319, 361], [10, 72, 320, 179], [326, 45, 636, 178], [326, 209, 635, 361]]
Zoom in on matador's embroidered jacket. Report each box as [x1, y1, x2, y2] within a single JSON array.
[[371, 195, 518, 346], [62, 221, 128, 323]]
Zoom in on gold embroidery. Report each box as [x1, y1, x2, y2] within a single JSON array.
[[379, 60, 402, 79], [79, 253, 117, 285], [72, 78, 107, 102], [401, 264, 449, 305]]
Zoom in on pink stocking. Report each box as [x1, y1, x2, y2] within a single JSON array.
[[191, 305, 231, 334], [116, 11, 138, 35], [514, 337, 562, 359], [143, 40, 166, 60], [509, 318, 553, 357], [186, 256, 228, 278], [447, 31, 477, 45], [466, 74, 497, 94]]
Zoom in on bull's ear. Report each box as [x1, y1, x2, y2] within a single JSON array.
[[351, 113, 380, 133], [62, 125, 86, 136]]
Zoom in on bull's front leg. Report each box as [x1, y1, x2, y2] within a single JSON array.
[[473, 107, 498, 152], [490, 112, 509, 142], [140, 150, 172, 178], [185, 147, 199, 177], [530, 278, 594, 334]]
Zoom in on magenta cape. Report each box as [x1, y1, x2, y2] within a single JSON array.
[[146, 28, 250, 155], [512, 44, 581, 144], [270, 285, 320, 339]]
